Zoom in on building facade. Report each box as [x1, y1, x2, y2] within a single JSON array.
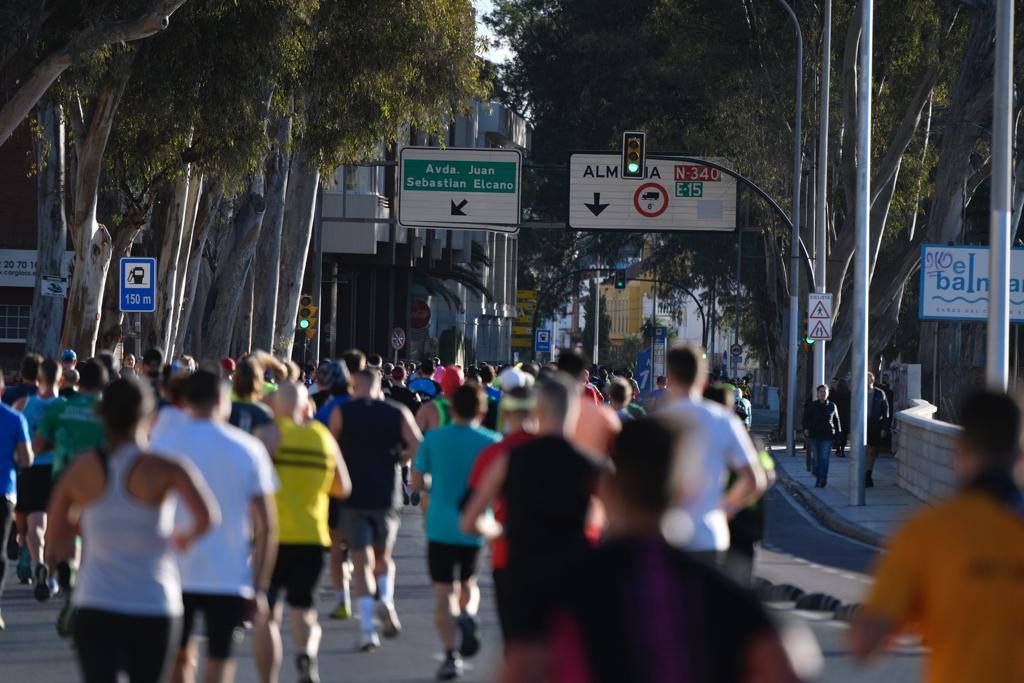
[[313, 100, 528, 364]]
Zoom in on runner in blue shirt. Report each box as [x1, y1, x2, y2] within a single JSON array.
[[0, 371, 34, 629]]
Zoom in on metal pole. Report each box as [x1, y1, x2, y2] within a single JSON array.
[[593, 258, 600, 365], [813, 0, 831, 387], [987, 0, 1014, 389], [776, 0, 803, 460], [850, 0, 873, 506], [311, 180, 324, 369], [734, 228, 742, 379]]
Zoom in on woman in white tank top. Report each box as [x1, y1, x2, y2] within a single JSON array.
[[45, 377, 219, 683]]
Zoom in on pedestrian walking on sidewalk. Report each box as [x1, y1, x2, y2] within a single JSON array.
[[46, 378, 218, 683], [802, 385, 841, 488], [830, 377, 851, 458], [851, 390, 1024, 683], [864, 373, 891, 488]]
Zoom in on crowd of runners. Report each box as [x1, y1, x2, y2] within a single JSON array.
[[1, 343, 1023, 682]]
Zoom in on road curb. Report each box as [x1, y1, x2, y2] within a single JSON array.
[[770, 451, 885, 549]]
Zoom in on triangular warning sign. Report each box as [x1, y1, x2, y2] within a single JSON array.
[[809, 320, 830, 339], [809, 301, 830, 319]]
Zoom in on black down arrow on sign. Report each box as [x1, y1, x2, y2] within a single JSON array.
[[584, 193, 609, 216], [450, 199, 468, 216]]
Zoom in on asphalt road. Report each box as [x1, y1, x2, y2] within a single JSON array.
[[0, 490, 923, 683], [759, 486, 924, 683]]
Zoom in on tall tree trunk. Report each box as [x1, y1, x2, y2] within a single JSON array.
[[231, 264, 255, 357], [60, 52, 133, 357], [185, 256, 214, 359], [252, 113, 292, 350], [26, 97, 68, 358], [200, 182, 267, 363], [167, 174, 203, 358], [274, 150, 319, 359], [148, 172, 192, 356], [174, 180, 223, 355]]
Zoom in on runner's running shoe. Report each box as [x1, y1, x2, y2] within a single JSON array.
[[5, 524, 17, 560], [329, 599, 351, 620], [458, 613, 481, 657], [56, 599, 76, 638], [436, 652, 464, 680], [34, 563, 53, 602], [16, 545, 32, 584], [358, 631, 381, 652], [296, 653, 321, 683], [376, 600, 402, 638]]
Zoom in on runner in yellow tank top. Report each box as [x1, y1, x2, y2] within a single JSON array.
[[253, 383, 350, 683]]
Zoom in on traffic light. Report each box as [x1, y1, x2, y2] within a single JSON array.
[[298, 294, 318, 339], [621, 131, 646, 179], [802, 314, 814, 348], [614, 270, 627, 289]]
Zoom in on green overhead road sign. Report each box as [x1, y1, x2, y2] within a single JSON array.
[[398, 147, 522, 232]]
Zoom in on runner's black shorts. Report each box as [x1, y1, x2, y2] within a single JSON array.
[[268, 544, 326, 609], [180, 593, 249, 659], [15, 465, 53, 513], [427, 541, 482, 584]]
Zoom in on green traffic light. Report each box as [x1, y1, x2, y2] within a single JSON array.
[[298, 319, 310, 330], [627, 162, 640, 174]]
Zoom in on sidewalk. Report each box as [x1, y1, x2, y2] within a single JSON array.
[[770, 445, 925, 547]]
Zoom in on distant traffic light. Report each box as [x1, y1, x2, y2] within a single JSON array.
[[614, 270, 627, 289], [298, 294, 318, 339], [621, 131, 646, 179], [802, 313, 814, 347]]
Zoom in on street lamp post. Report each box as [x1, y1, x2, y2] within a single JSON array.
[[850, 0, 873, 506], [813, 0, 831, 388], [775, 0, 804, 461], [987, 0, 1014, 388]]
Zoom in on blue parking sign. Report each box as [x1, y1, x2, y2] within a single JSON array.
[[534, 328, 551, 354], [120, 257, 157, 313]]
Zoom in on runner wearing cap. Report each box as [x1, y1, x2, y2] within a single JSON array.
[[416, 366, 464, 434], [60, 349, 78, 372], [220, 358, 236, 382]]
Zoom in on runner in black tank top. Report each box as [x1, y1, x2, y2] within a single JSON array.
[[329, 370, 422, 652]]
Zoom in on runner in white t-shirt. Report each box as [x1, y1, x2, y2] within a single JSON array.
[[658, 344, 766, 563], [151, 370, 279, 683]]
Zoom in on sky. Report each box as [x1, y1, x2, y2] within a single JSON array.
[[472, 0, 513, 64]]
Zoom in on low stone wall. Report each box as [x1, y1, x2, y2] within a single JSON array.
[[894, 399, 960, 503]]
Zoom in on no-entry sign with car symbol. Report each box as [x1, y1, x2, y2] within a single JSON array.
[[391, 327, 407, 350], [633, 182, 669, 218]]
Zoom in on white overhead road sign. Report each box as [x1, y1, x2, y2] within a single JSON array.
[[398, 147, 522, 233], [568, 154, 737, 232], [807, 292, 833, 340]]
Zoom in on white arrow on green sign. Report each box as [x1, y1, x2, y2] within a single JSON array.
[[398, 147, 522, 232]]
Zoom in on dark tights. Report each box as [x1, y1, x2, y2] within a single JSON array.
[[73, 608, 180, 683], [0, 499, 13, 601]]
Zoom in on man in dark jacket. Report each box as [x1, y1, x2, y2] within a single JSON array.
[[865, 373, 891, 488], [802, 384, 841, 487]]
